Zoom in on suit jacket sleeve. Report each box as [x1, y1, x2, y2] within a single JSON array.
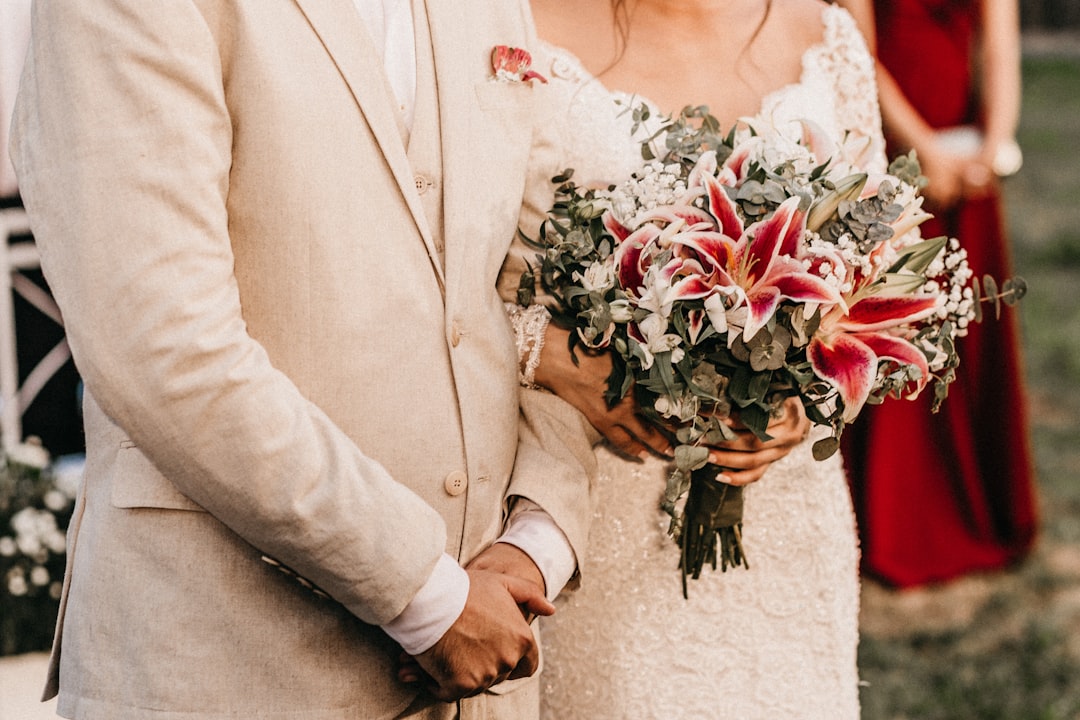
[[10, 0, 444, 626]]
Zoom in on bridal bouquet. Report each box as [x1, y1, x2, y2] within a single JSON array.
[[518, 107, 1024, 596]]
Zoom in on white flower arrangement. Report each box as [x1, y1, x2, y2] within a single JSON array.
[[1, 438, 78, 655]]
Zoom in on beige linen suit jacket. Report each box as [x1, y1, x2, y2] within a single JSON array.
[[10, 1, 595, 718]]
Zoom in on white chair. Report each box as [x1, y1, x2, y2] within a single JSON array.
[[1, 1, 44, 450], [0, 206, 70, 450]]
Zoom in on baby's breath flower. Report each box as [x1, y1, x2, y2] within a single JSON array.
[[44, 489, 70, 512], [6, 438, 49, 469], [6, 569, 28, 597], [30, 565, 50, 586]]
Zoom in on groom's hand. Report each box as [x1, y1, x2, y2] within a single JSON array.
[[408, 561, 555, 701], [466, 542, 546, 601]]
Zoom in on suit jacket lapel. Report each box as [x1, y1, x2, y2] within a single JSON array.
[[425, 1, 539, 305], [424, 0, 479, 304], [292, 0, 446, 292]]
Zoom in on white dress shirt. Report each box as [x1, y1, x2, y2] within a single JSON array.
[[352, 0, 416, 132], [351, 0, 576, 655]]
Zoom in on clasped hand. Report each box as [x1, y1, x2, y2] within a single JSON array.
[[397, 543, 552, 701]]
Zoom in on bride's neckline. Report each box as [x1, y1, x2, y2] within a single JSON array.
[[539, 4, 840, 124]]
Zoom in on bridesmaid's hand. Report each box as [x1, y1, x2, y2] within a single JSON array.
[[704, 396, 811, 487], [532, 323, 671, 461], [911, 138, 970, 210]]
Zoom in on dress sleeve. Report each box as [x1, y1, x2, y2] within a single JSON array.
[[823, 6, 888, 173]]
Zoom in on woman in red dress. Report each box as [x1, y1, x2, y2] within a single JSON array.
[[837, 0, 1038, 587]]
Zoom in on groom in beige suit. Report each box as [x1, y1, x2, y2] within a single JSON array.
[[10, 0, 595, 718]]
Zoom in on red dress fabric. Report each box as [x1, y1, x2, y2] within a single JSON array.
[[841, 0, 1038, 587]]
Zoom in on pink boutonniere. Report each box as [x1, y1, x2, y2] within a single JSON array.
[[491, 45, 548, 84]]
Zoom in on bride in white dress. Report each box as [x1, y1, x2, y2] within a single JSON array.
[[503, 1, 888, 717]]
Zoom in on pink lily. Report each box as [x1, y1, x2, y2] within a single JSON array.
[[613, 223, 661, 297], [674, 175, 845, 341], [808, 293, 942, 421], [610, 170, 845, 343]]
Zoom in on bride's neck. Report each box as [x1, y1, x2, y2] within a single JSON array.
[[623, 0, 768, 21], [611, 0, 772, 60]]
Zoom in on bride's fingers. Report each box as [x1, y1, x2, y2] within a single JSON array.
[[705, 440, 807, 485], [586, 393, 671, 458], [624, 420, 671, 458], [603, 424, 671, 460], [602, 425, 644, 460], [717, 465, 770, 486], [707, 443, 792, 471], [709, 431, 782, 454], [710, 418, 810, 454]]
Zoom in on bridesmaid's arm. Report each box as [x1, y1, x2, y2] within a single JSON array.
[[836, 0, 971, 208], [975, 0, 1022, 180]]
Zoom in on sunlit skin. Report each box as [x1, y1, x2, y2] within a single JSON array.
[[398, 544, 553, 698]]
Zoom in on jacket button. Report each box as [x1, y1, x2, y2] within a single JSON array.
[[414, 174, 430, 194], [444, 470, 468, 497]]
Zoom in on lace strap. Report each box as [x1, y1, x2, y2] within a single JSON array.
[[505, 303, 551, 389], [821, 6, 888, 173]]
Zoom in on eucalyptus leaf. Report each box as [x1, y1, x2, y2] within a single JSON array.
[[1001, 277, 1028, 305], [674, 444, 710, 473], [738, 403, 773, 442], [982, 274, 1000, 319], [812, 436, 840, 461]]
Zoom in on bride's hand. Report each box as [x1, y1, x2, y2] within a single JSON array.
[[532, 323, 670, 461], [704, 396, 811, 487]]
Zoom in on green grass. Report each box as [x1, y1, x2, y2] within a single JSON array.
[[861, 625, 1080, 720], [857, 52, 1080, 720]]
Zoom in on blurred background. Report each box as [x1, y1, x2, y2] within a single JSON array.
[[1, 2, 1080, 719], [856, 5, 1080, 718]]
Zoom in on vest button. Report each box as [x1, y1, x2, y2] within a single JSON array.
[[444, 470, 468, 497]]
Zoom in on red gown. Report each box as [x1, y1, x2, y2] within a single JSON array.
[[841, 0, 1038, 587]]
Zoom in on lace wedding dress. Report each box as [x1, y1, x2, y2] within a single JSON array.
[[519, 6, 887, 719]]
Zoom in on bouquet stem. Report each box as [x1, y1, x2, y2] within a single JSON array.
[[677, 464, 747, 598]]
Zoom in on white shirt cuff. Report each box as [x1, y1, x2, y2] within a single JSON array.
[[498, 499, 577, 601], [381, 553, 469, 656]]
